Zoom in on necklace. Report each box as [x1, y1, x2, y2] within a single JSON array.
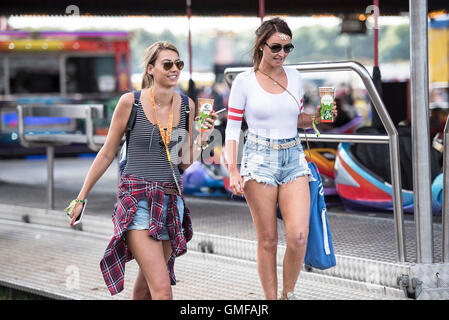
[[149, 87, 182, 194], [148, 87, 174, 148], [258, 69, 279, 86]]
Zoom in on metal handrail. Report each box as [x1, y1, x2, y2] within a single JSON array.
[[443, 115, 449, 263], [17, 104, 105, 209], [224, 60, 406, 262], [17, 104, 105, 149], [297, 133, 389, 144]]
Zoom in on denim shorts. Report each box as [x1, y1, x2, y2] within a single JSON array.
[[240, 133, 313, 187], [127, 194, 184, 240]]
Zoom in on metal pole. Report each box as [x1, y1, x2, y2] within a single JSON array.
[[443, 116, 449, 262], [85, 106, 102, 151], [46, 146, 54, 210], [371, 0, 383, 129], [373, 0, 379, 68], [259, 0, 265, 23], [186, 0, 192, 79], [409, 0, 434, 264]]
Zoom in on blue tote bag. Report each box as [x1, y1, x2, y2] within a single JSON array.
[[303, 161, 336, 270], [276, 161, 336, 270]]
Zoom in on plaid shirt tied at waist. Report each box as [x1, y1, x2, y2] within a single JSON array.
[[99, 174, 193, 296]]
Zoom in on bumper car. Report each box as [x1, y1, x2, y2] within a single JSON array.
[[334, 125, 443, 215], [304, 148, 337, 196], [182, 147, 228, 197], [432, 173, 443, 215]]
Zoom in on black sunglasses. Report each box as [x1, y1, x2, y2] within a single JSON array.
[[162, 59, 184, 71], [264, 42, 294, 54]]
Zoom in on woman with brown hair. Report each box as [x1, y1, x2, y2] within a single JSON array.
[[66, 41, 218, 299], [225, 17, 336, 300]]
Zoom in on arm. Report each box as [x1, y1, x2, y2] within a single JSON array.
[[224, 79, 246, 195], [225, 140, 244, 196], [69, 92, 134, 225], [297, 109, 321, 128]]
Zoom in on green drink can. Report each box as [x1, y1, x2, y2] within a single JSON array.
[[197, 98, 214, 132], [319, 87, 335, 123]]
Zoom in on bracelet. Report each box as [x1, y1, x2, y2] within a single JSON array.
[[311, 114, 321, 125], [311, 114, 321, 137], [64, 198, 86, 216]]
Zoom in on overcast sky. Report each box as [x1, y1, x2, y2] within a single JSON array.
[[7, 15, 409, 34]]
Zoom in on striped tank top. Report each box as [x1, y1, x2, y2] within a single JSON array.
[[123, 95, 188, 183]]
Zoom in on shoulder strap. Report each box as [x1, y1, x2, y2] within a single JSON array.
[[180, 93, 194, 165], [180, 93, 190, 131], [125, 90, 141, 155]]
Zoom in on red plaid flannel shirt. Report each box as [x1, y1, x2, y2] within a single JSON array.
[[99, 174, 193, 296]]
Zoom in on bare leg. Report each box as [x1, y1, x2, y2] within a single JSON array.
[[162, 240, 172, 263], [125, 230, 173, 300], [243, 180, 279, 300], [278, 176, 310, 298], [132, 268, 152, 300]]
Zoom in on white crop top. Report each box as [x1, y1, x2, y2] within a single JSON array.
[[225, 66, 304, 142]]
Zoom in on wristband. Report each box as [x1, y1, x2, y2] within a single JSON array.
[[64, 198, 86, 216], [311, 114, 321, 137]]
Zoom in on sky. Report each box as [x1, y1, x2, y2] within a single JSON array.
[[7, 15, 409, 35]]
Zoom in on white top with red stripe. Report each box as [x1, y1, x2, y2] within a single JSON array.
[[225, 66, 304, 142]]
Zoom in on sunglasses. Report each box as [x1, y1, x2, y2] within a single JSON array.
[[162, 59, 184, 71], [264, 42, 294, 54]]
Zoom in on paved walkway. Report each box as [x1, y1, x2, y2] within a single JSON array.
[[0, 216, 405, 300], [0, 156, 435, 300]]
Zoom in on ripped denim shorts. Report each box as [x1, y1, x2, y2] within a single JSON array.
[[127, 195, 184, 240], [240, 132, 313, 187]]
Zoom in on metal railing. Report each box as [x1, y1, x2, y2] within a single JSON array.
[[17, 104, 106, 209], [224, 60, 407, 262]]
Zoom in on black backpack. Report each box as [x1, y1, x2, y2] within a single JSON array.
[[119, 90, 192, 176]]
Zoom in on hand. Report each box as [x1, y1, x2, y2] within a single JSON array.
[[195, 110, 218, 141], [229, 168, 244, 196], [66, 201, 84, 226], [332, 101, 338, 120]]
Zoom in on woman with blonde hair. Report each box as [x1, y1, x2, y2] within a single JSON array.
[[225, 18, 336, 300], [66, 41, 218, 299]]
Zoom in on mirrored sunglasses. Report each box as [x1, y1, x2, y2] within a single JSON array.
[[162, 59, 184, 71]]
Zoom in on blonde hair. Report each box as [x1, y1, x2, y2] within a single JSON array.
[[141, 41, 180, 89]]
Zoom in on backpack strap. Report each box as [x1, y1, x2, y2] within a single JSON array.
[[180, 93, 190, 131], [125, 90, 141, 154], [179, 93, 195, 166]]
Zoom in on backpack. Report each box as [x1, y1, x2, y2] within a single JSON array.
[[276, 161, 336, 270], [119, 90, 193, 177]]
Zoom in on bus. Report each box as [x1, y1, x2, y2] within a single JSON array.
[[0, 30, 131, 157]]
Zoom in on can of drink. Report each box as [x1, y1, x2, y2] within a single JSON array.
[[319, 87, 335, 123], [197, 98, 214, 132]]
